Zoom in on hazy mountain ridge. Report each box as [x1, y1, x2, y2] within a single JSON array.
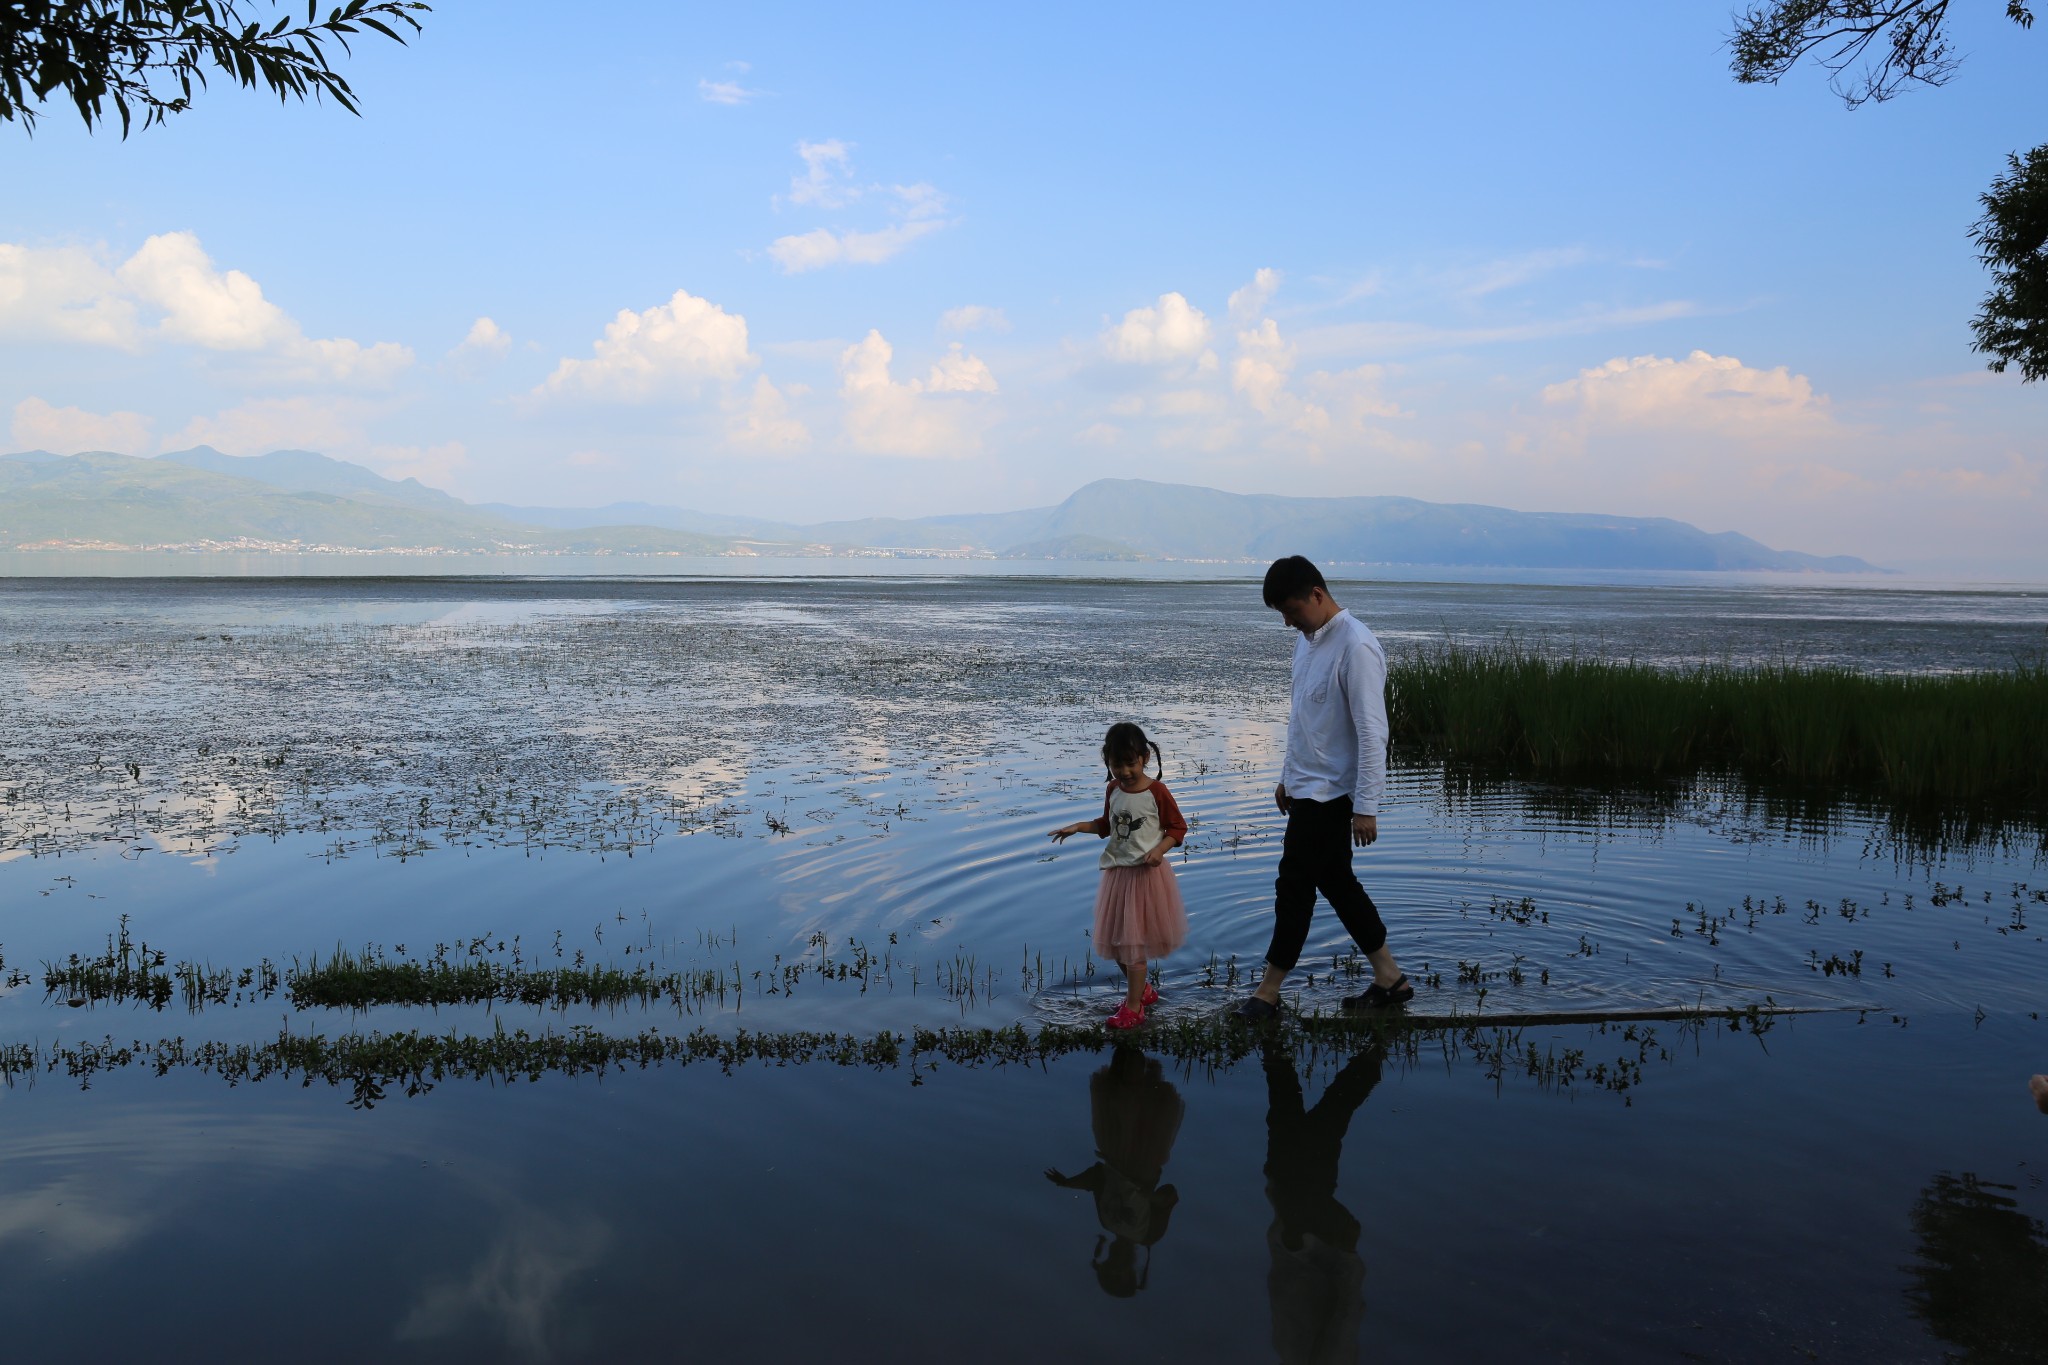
[[485, 478, 1869, 571], [0, 450, 1876, 571], [161, 446, 473, 516], [1018, 481, 1874, 571], [0, 451, 736, 554]]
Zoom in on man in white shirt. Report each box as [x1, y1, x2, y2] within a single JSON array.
[[1235, 556, 1412, 1020]]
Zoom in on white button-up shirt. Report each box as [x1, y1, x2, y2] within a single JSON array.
[[1279, 608, 1389, 816]]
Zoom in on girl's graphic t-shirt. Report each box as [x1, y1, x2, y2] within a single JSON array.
[[1098, 780, 1189, 869]]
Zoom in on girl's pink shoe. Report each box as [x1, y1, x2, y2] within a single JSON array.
[[1141, 983, 1160, 1007], [1106, 1003, 1146, 1031]]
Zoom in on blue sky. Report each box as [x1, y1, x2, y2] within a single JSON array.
[[2, 1, 2043, 572]]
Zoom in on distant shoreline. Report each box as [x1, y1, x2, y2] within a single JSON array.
[[3, 454, 1887, 574], [4, 551, 2041, 590]]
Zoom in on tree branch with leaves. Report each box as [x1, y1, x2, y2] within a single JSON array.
[[1727, 0, 2039, 106], [1728, 1, 2044, 381], [1971, 147, 2048, 380], [1, 0, 430, 137]]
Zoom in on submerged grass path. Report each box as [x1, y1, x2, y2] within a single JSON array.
[[16, 924, 1822, 1108], [1388, 646, 2048, 807], [35, 921, 967, 1015], [0, 1004, 1787, 1108]]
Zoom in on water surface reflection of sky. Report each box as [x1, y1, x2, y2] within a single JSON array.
[[1, 577, 2044, 1359]]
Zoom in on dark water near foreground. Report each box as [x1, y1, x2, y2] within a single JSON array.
[[1, 575, 2045, 1362]]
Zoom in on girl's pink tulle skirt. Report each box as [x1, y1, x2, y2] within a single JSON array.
[[1092, 862, 1188, 965]]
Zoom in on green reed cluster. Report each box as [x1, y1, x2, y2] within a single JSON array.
[[1388, 644, 2048, 807], [42, 925, 1033, 1016], [288, 943, 679, 1011]]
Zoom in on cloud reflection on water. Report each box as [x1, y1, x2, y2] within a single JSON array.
[[395, 1207, 610, 1361]]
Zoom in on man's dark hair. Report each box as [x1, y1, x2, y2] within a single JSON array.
[[1262, 556, 1327, 608]]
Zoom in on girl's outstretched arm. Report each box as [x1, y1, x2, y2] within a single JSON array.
[[1048, 785, 1114, 842]]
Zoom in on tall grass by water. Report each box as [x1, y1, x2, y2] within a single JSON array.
[[1388, 646, 2048, 808]]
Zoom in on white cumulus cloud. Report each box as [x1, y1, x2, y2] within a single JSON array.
[[1227, 268, 1281, 326], [768, 144, 953, 273], [730, 376, 811, 452], [0, 243, 140, 347], [1501, 350, 1862, 522], [1104, 292, 1213, 364], [366, 440, 470, 491], [698, 78, 760, 105], [1542, 350, 1835, 436], [1301, 364, 1403, 423], [168, 396, 366, 455], [838, 330, 994, 457], [891, 183, 947, 220], [279, 336, 412, 386], [1231, 318, 1294, 416], [540, 288, 755, 401], [924, 343, 998, 394], [788, 139, 857, 208], [939, 305, 1010, 334], [768, 220, 946, 274], [10, 397, 153, 454], [116, 232, 293, 349], [1217, 309, 1407, 454], [452, 317, 511, 357], [0, 232, 411, 383]]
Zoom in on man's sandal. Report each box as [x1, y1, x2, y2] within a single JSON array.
[[1231, 996, 1282, 1024], [1341, 974, 1414, 1011]]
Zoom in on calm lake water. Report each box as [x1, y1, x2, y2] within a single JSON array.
[[2, 574, 2045, 1362]]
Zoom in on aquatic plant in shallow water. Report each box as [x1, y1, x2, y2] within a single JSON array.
[[46, 864, 2030, 1024], [46, 927, 1073, 1016]]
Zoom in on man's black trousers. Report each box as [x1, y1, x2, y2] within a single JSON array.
[[1264, 796, 1388, 968]]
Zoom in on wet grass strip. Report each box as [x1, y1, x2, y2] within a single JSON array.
[[42, 923, 1007, 1014], [0, 1005, 1783, 1108], [1388, 646, 2048, 806], [286, 946, 679, 1011]]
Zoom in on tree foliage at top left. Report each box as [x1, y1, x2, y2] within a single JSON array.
[[0, 0, 430, 136]]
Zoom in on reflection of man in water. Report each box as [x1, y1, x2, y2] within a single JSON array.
[[1044, 1048, 1185, 1297], [1905, 1170, 2048, 1358], [1264, 1041, 1383, 1364]]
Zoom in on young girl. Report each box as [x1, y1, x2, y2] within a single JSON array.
[[1049, 722, 1190, 1030]]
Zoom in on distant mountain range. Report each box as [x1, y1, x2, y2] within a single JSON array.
[[0, 449, 732, 555], [0, 447, 1878, 572]]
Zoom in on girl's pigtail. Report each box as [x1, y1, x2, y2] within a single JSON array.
[[1150, 741, 1163, 777]]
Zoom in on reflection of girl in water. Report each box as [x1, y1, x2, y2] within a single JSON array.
[[1044, 1048, 1186, 1297]]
